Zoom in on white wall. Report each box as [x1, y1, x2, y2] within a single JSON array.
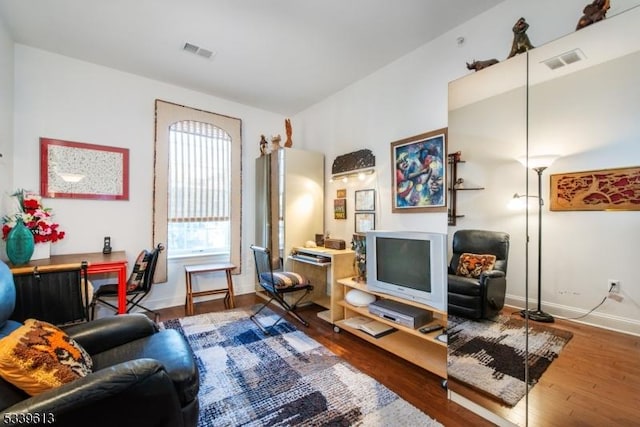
[[5, 0, 640, 328], [11, 45, 286, 311], [294, 0, 598, 238], [0, 15, 13, 200], [294, 0, 640, 334]]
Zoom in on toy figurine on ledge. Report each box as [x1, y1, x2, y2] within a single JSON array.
[[576, 0, 610, 30], [284, 118, 293, 148], [259, 135, 268, 156], [466, 58, 499, 72], [507, 17, 534, 58], [271, 134, 282, 151]]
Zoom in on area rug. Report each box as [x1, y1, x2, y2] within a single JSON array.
[[162, 307, 442, 427], [447, 314, 573, 407]]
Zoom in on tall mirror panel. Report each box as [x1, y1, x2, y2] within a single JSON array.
[[447, 54, 529, 425], [447, 4, 640, 426], [525, 5, 640, 425]]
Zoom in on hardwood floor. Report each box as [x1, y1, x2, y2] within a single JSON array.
[[157, 296, 639, 427], [448, 307, 640, 427]]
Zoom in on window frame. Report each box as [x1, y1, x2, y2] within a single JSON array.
[[153, 100, 242, 281]]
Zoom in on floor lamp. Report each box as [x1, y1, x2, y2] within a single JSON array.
[[518, 155, 559, 323]]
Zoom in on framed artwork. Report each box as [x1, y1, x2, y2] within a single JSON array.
[[354, 212, 375, 233], [355, 189, 375, 211], [390, 128, 447, 213], [334, 198, 347, 219], [550, 166, 640, 211], [40, 138, 129, 200], [336, 188, 347, 198]]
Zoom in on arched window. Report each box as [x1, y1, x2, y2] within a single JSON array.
[[154, 100, 242, 281]]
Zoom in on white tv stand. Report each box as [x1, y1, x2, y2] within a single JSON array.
[[332, 277, 447, 379]]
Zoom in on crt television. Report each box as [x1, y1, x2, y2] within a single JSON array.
[[366, 230, 447, 312]]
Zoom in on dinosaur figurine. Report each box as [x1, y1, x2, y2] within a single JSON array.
[[466, 58, 499, 72], [576, 0, 610, 30], [507, 17, 534, 58]]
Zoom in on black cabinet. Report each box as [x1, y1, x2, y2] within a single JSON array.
[[11, 263, 89, 325]]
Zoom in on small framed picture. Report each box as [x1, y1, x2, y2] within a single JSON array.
[[334, 199, 347, 219], [354, 212, 375, 233], [354, 189, 375, 211], [336, 188, 347, 198]]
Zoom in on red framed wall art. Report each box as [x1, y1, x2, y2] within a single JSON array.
[[40, 138, 130, 200]]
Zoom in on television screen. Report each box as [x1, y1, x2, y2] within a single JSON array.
[[375, 237, 431, 292]]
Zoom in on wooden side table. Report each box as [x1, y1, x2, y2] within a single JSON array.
[[184, 263, 236, 316]]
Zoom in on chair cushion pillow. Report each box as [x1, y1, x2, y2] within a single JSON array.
[[127, 250, 151, 291], [0, 319, 93, 396], [260, 272, 308, 290], [456, 253, 497, 278]]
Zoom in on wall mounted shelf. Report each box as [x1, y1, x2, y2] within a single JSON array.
[[447, 152, 484, 226]]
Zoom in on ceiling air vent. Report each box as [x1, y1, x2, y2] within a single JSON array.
[[183, 42, 216, 59], [542, 48, 586, 70], [196, 48, 214, 59]]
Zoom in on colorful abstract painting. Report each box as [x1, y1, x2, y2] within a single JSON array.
[[391, 128, 447, 213]]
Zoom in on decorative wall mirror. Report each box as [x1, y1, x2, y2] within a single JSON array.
[[447, 4, 640, 425]]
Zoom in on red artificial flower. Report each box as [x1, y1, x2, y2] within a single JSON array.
[[1, 189, 66, 244]]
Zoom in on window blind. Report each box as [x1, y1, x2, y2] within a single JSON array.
[[168, 120, 231, 223]]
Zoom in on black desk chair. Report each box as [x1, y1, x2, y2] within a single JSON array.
[[250, 245, 313, 334], [90, 244, 164, 322]]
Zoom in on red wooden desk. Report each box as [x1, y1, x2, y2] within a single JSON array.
[[10, 251, 128, 314]]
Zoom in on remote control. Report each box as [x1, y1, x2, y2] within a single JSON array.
[[419, 324, 443, 334]]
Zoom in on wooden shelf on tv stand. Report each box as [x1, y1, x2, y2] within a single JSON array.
[[330, 277, 447, 379]]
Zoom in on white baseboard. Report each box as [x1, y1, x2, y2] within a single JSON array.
[[448, 390, 518, 427], [505, 294, 640, 337]]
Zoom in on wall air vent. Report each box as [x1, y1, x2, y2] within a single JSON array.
[[542, 48, 586, 70], [183, 42, 216, 59]]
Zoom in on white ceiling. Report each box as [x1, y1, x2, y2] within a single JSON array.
[[0, 0, 505, 115]]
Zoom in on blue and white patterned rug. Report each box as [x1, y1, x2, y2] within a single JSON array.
[[162, 307, 442, 427]]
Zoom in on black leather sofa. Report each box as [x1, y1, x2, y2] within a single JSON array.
[[0, 314, 199, 427], [447, 229, 510, 319]]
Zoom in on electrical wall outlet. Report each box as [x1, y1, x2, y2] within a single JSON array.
[[607, 279, 620, 293]]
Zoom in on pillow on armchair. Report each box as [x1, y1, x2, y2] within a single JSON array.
[[0, 319, 93, 396], [456, 253, 496, 278]]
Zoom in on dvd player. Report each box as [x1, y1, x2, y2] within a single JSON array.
[[368, 299, 433, 328]]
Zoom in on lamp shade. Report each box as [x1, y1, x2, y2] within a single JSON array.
[[517, 155, 560, 169]]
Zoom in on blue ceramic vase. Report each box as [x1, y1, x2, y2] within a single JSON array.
[[5, 218, 35, 265]]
